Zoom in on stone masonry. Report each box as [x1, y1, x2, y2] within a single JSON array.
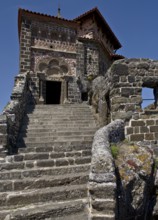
[[18, 7, 122, 105], [2, 5, 158, 220]]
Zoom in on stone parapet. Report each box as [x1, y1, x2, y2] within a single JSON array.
[[1, 72, 33, 155], [88, 119, 124, 219], [0, 115, 8, 159]]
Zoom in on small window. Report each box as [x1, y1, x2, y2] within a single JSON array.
[[142, 88, 154, 109]]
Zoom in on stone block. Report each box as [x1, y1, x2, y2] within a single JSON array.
[[140, 126, 149, 133], [25, 161, 34, 169], [111, 97, 128, 105], [56, 159, 69, 166], [125, 127, 133, 135], [137, 62, 149, 70], [146, 120, 155, 126], [112, 76, 119, 83], [92, 200, 115, 214], [112, 111, 133, 121], [130, 95, 142, 104], [128, 76, 135, 83], [154, 133, 158, 139], [75, 157, 91, 165], [112, 63, 129, 76], [144, 133, 154, 141], [121, 88, 134, 97], [134, 126, 140, 133], [36, 160, 55, 167], [130, 134, 144, 142], [120, 76, 127, 82], [24, 153, 49, 160], [89, 185, 116, 200], [125, 104, 135, 111], [150, 126, 158, 132], [131, 120, 145, 127]]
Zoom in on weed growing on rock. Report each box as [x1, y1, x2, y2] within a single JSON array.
[[111, 144, 119, 159]]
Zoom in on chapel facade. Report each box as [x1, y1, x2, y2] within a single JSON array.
[[18, 7, 123, 105]]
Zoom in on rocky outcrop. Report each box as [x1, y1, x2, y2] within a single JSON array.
[[88, 119, 156, 219], [115, 142, 155, 220]]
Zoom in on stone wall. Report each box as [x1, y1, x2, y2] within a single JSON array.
[[19, 14, 115, 105], [88, 119, 124, 219], [20, 19, 32, 73], [89, 58, 158, 127], [109, 58, 158, 121], [126, 116, 158, 143], [77, 16, 115, 53], [0, 72, 33, 155]]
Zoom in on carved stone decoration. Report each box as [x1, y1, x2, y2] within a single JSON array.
[[36, 58, 70, 77]]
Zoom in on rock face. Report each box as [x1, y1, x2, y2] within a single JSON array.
[[88, 118, 156, 220], [115, 142, 155, 220]]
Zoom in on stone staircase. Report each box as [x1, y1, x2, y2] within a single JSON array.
[[0, 104, 97, 220]]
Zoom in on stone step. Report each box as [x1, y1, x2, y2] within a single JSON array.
[[27, 106, 93, 113], [0, 184, 87, 208], [24, 120, 96, 125], [22, 135, 94, 143], [0, 172, 89, 192], [0, 164, 90, 180], [0, 156, 91, 171], [22, 127, 96, 134], [8, 150, 91, 162], [0, 199, 88, 220], [91, 214, 115, 220], [20, 131, 95, 138], [16, 144, 92, 156], [24, 124, 96, 130], [18, 141, 92, 152], [30, 104, 90, 109], [30, 110, 92, 115], [24, 116, 94, 122], [17, 140, 93, 148], [27, 112, 93, 117]]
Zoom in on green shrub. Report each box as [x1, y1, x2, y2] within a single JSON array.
[[111, 144, 119, 159], [154, 158, 158, 169]]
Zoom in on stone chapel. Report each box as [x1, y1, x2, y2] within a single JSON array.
[[18, 7, 123, 105], [1, 6, 158, 220]]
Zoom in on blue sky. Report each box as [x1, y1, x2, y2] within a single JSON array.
[[0, 0, 158, 112]]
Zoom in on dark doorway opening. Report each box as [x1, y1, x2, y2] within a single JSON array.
[[46, 81, 61, 104], [81, 92, 88, 101]]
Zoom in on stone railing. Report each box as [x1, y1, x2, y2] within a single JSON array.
[[88, 119, 124, 220], [0, 72, 33, 157]]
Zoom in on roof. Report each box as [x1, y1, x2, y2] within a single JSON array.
[[74, 7, 122, 50], [18, 7, 122, 51], [18, 8, 78, 37]]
